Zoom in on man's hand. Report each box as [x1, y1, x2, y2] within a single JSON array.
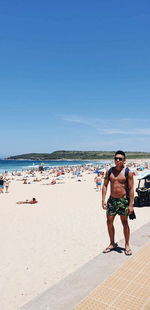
[[128, 204, 134, 214], [102, 201, 107, 210]]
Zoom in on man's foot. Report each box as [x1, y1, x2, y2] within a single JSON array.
[[125, 248, 132, 256], [103, 243, 118, 253]]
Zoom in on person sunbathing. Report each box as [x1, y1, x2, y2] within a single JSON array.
[[51, 179, 56, 185], [16, 198, 38, 204], [33, 178, 41, 182]]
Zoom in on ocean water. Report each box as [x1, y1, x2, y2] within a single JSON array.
[[0, 159, 110, 173]]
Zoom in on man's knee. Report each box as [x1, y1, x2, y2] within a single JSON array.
[[107, 216, 115, 226], [121, 216, 129, 227]]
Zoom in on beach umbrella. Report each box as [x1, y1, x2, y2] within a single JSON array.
[[94, 168, 104, 173], [56, 175, 65, 180], [75, 170, 80, 176]]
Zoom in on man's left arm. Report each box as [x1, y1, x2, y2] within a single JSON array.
[[128, 171, 134, 213]]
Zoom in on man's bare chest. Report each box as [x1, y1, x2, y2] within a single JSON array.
[[110, 169, 126, 185]]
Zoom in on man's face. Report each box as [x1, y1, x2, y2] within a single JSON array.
[[114, 154, 125, 167]]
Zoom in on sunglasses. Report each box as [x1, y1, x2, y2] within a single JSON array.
[[114, 157, 124, 161]]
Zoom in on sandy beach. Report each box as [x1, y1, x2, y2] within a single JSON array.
[[0, 162, 150, 310]]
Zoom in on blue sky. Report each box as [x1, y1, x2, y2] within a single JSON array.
[[0, 0, 150, 157]]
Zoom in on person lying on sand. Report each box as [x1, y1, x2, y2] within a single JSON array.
[[16, 198, 38, 204], [42, 179, 57, 185], [33, 178, 41, 182], [23, 179, 28, 184], [50, 179, 56, 185]]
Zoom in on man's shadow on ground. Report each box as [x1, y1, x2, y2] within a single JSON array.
[[113, 246, 125, 254]]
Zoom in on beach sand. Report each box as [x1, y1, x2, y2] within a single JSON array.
[[0, 166, 150, 310]]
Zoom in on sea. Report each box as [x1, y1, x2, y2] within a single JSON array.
[[0, 159, 111, 174]]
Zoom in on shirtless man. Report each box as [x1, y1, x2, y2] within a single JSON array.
[[94, 173, 102, 191], [102, 150, 134, 256]]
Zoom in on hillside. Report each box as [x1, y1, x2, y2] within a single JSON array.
[[7, 151, 150, 160]]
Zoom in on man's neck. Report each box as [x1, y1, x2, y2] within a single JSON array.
[[115, 165, 124, 172]]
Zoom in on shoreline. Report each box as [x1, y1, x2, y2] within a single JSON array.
[[0, 157, 149, 174]]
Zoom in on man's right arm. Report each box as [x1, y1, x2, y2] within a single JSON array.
[[102, 170, 109, 209]]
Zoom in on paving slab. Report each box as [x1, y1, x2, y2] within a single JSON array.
[[73, 242, 150, 310], [19, 222, 150, 310]]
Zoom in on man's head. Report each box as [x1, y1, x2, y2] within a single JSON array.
[[114, 150, 126, 166]]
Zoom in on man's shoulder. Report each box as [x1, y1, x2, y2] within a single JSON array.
[[108, 167, 115, 176], [128, 169, 134, 178]]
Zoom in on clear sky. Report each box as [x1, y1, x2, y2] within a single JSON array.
[[1, 0, 150, 157]]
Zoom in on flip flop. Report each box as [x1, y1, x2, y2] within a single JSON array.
[[103, 243, 118, 254], [125, 249, 132, 256]]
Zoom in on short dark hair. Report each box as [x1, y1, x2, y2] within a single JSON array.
[[115, 150, 126, 159]]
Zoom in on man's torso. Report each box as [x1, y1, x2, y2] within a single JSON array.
[[109, 167, 127, 198]]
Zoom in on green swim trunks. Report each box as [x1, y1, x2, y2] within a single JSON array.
[[107, 196, 129, 216]]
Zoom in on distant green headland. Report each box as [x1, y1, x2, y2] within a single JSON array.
[[6, 151, 150, 160]]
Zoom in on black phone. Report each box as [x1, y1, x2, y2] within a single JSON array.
[[129, 210, 136, 220]]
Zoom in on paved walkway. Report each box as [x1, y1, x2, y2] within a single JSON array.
[[73, 242, 150, 310], [20, 222, 150, 310]]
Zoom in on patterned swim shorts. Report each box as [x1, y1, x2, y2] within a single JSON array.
[[107, 196, 129, 216]]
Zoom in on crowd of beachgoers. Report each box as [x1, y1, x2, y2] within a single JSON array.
[[0, 159, 149, 195], [0, 163, 106, 194]]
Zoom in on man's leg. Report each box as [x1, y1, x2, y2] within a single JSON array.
[[103, 215, 116, 253], [107, 215, 116, 245], [120, 215, 132, 255]]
